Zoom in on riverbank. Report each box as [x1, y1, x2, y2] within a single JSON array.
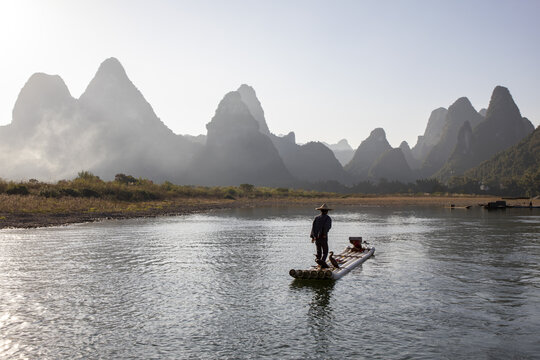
[[0, 194, 522, 229]]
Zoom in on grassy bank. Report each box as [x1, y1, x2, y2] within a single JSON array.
[[0, 172, 334, 202], [0, 172, 336, 228], [0, 172, 509, 228]]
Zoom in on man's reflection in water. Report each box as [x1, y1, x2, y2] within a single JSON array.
[[290, 280, 336, 354]]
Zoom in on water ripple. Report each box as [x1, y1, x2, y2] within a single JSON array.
[[1, 207, 539, 359]]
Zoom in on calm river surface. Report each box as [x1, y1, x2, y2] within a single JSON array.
[[1, 205, 539, 359]]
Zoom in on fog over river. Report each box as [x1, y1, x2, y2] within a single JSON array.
[[1, 206, 539, 359]]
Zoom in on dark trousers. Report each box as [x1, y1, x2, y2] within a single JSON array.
[[315, 238, 329, 262]]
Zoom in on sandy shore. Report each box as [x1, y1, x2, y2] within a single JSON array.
[[0, 195, 531, 229]]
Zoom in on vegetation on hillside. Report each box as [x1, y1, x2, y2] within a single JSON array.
[[448, 127, 540, 197]]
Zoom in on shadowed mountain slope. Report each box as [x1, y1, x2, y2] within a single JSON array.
[[345, 128, 392, 180], [464, 125, 540, 183], [420, 97, 484, 177], [437, 86, 534, 180], [411, 107, 448, 164], [369, 148, 414, 182], [187, 91, 292, 186], [237, 85, 351, 185], [237, 84, 271, 135], [399, 141, 420, 170], [288, 141, 351, 183]]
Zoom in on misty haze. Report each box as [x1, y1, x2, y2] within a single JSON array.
[[0, 57, 535, 191], [1, 2, 539, 359]]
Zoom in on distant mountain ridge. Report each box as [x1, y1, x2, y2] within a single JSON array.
[[237, 84, 271, 135], [1, 58, 198, 182], [0, 57, 536, 192], [436, 86, 534, 180], [237, 85, 351, 185], [187, 91, 292, 186], [411, 107, 448, 164], [399, 141, 420, 170], [369, 148, 414, 182], [345, 128, 391, 178], [323, 139, 355, 166], [420, 97, 484, 178]]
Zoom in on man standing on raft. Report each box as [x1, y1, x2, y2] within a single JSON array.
[[310, 204, 332, 268]]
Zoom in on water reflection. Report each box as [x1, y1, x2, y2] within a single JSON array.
[[290, 280, 336, 356], [290, 280, 335, 309]]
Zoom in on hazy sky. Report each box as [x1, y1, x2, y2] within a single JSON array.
[[1, 0, 539, 148]]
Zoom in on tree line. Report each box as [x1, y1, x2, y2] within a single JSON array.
[[1, 170, 538, 200]]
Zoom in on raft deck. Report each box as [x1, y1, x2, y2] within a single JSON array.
[[289, 246, 375, 280]]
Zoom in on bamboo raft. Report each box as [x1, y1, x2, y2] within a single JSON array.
[[289, 243, 375, 280]]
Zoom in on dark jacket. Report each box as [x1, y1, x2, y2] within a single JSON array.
[[311, 213, 332, 240]]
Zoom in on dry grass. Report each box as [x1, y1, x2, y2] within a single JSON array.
[[0, 173, 525, 229], [1, 193, 528, 229], [0, 193, 508, 215], [0, 194, 238, 228], [0, 194, 232, 214]]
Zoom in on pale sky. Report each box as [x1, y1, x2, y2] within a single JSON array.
[[1, 0, 539, 148]]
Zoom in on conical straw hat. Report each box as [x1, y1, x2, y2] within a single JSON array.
[[315, 203, 333, 211]]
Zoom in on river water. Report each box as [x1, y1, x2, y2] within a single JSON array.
[[1, 205, 539, 359]]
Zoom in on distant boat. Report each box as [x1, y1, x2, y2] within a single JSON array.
[[445, 205, 471, 209], [481, 200, 539, 209], [483, 201, 507, 210]]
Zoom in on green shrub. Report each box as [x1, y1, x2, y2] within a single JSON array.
[[77, 171, 101, 181], [81, 188, 100, 198], [7, 184, 29, 195], [225, 188, 237, 197], [39, 188, 60, 198], [60, 188, 80, 197], [26, 178, 43, 189], [116, 190, 133, 201], [102, 187, 117, 196], [162, 181, 175, 192], [0, 173, 340, 202], [132, 190, 159, 201], [239, 183, 254, 193], [115, 173, 138, 185]]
